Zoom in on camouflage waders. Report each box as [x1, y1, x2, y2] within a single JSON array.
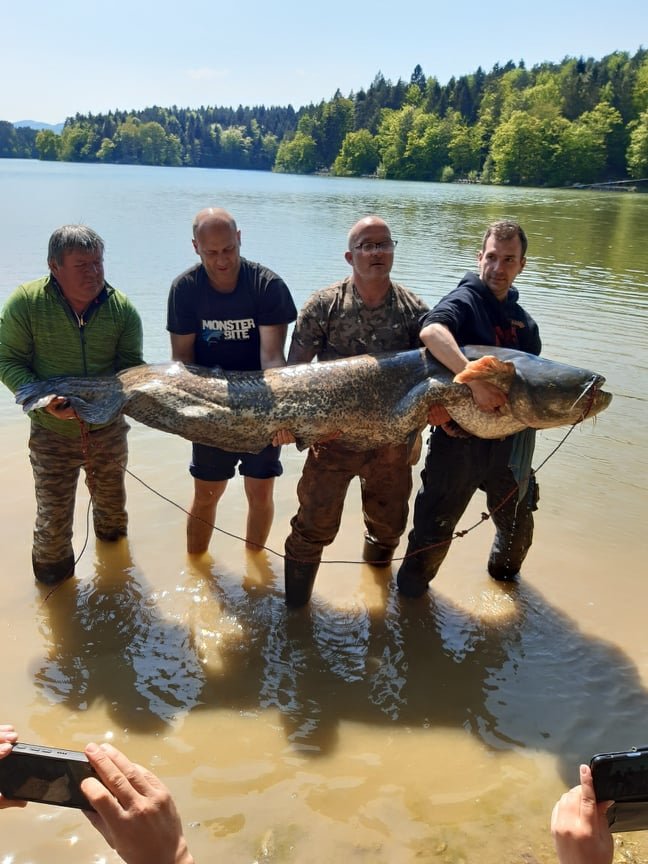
[[284, 440, 413, 567], [29, 417, 129, 568]]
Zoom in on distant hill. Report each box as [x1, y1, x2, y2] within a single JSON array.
[[13, 120, 64, 134]]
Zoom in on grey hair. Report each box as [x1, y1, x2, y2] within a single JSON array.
[[47, 225, 105, 266]]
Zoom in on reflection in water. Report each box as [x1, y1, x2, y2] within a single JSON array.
[[5, 498, 648, 861], [174, 553, 648, 787], [34, 540, 204, 729]]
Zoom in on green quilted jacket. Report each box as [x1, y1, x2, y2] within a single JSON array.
[[0, 275, 144, 437]]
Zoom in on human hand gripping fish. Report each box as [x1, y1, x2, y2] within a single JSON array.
[[43, 396, 77, 421]]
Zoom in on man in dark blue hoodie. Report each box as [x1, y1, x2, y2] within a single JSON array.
[[396, 220, 542, 598]]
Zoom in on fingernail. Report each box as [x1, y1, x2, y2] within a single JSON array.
[[85, 742, 99, 754]]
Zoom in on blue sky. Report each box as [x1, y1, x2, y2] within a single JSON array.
[[3, 0, 646, 124]]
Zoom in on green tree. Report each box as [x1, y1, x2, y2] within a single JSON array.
[[548, 117, 602, 185], [0, 121, 18, 157], [404, 83, 423, 107], [519, 72, 564, 121], [410, 64, 426, 92], [402, 111, 451, 180], [13, 127, 38, 158], [375, 106, 417, 177], [422, 76, 443, 114], [310, 94, 354, 168], [165, 132, 182, 166], [601, 50, 636, 123], [35, 129, 60, 160], [96, 137, 116, 162], [332, 129, 379, 176], [112, 118, 142, 163], [480, 66, 531, 127], [259, 132, 279, 169], [58, 125, 96, 161], [220, 126, 251, 168], [447, 119, 482, 176], [489, 111, 550, 185], [198, 123, 222, 167], [558, 57, 600, 120], [274, 131, 317, 173], [627, 110, 648, 177], [581, 100, 625, 177], [138, 121, 170, 164], [633, 58, 648, 114]]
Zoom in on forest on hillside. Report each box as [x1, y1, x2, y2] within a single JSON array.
[[2, 49, 648, 187]]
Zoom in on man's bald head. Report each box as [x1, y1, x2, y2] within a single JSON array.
[[192, 208, 238, 239], [191, 208, 241, 291], [347, 215, 391, 251]]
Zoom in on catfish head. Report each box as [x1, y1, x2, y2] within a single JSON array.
[[459, 346, 612, 431]]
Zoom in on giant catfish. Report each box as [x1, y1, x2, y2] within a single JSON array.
[[15, 346, 612, 453]]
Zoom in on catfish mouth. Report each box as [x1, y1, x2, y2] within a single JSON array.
[[571, 374, 612, 421]]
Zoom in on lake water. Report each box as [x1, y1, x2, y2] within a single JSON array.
[[0, 159, 647, 863]]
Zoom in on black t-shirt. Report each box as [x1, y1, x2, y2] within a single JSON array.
[[167, 258, 297, 370]]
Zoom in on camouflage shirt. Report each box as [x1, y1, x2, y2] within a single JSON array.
[[290, 277, 428, 361]]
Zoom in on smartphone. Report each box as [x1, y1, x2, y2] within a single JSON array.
[[591, 747, 648, 802], [0, 742, 97, 810], [590, 747, 648, 832]]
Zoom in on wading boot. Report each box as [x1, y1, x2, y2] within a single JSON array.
[[95, 528, 128, 542], [396, 549, 440, 598], [487, 558, 521, 583], [284, 559, 319, 608], [362, 539, 395, 568], [32, 553, 75, 586]]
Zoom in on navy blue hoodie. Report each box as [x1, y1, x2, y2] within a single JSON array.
[[421, 271, 541, 355]]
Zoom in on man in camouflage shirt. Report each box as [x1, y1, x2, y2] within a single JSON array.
[[281, 215, 430, 607], [0, 225, 143, 585]]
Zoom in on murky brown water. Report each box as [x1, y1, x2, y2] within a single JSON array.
[[0, 161, 647, 862]]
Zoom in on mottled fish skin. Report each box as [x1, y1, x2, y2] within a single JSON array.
[[15, 347, 612, 454]]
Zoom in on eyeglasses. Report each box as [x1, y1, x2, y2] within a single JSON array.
[[353, 240, 398, 254]]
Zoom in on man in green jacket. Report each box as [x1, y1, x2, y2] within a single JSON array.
[[0, 225, 143, 585]]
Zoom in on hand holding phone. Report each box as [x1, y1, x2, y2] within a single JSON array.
[[551, 764, 614, 864], [82, 742, 194, 864], [0, 742, 98, 810], [590, 746, 648, 832], [0, 726, 26, 810]]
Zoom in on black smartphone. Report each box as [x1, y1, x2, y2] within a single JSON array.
[[0, 742, 97, 810], [590, 746, 648, 832]]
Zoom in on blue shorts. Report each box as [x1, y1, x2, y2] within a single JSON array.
[[190, 443, 283, 482]]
